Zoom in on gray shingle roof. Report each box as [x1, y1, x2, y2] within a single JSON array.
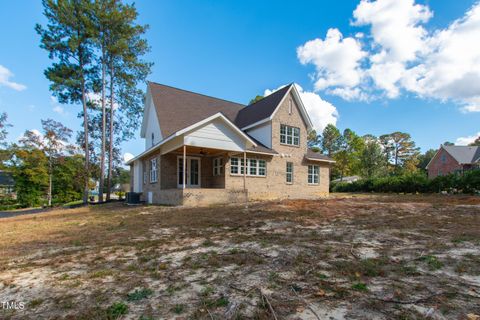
[[234, 84, 293, 128], [443, 145, 480, 164], [306, 149, 335, 162]]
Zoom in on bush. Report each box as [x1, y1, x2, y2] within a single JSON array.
[[331, 170, 480, 194]]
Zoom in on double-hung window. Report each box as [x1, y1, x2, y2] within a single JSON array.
[[280, 124, 300, 146], [286, 162, 293, 184], [213, 157, 224, 176], [308, 165, 319, 185], [230, 157, 266, 176], [150, 158, 158, 183]]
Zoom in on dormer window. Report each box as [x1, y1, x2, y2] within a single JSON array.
[[151, 132, 154, 147]]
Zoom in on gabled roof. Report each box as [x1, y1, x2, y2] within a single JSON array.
[[148, 82, 245, 138], [235, 84, 293, 129], [443, 145, 480, 164], [126, 113, 257, 165]]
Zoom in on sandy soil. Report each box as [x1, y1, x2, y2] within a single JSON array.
[[0, 194, 479, 319]]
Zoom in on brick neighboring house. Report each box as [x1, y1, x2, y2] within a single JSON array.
[[426, 145, 480, 179], [126, 82, 334, 206]]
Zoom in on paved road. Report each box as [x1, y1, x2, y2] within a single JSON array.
[[0, 200, 123, 219], [0, 207, 56, 219]]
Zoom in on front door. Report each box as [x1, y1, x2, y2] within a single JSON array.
[[177, 157, 201, 188]]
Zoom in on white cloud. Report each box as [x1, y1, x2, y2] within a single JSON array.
[[353, 0, 432, 63], [50, 96, 69, 116], [264, 84, 338, 132], [123, 153, 134, 163], [455, 132, 480, 145], [297, 0, 480, 112], [297, 28, 367, 91], [0, 65, 26, 91]]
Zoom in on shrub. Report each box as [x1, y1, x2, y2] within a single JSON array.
[[331, 170, 480, 194]]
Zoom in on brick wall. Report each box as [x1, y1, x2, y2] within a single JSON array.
[[427, 148, 463, 179]]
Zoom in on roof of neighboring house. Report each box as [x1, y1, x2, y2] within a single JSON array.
[[332, 175, 361, 183], [148, 82, 245, 138], [0, 171, 14, 186], [305, 149, 335, 162], [443, 145, 480, 164], [234, 84, 293, 129]]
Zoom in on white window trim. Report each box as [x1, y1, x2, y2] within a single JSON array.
[[286, 162, 293, 184], [230, 157, 266, 177], [280, 124, 300, 147], [308, 165, 320, 185], [150, 158, 158, 183], [213, 157, 224, 176], [177, 156, 201, 188]]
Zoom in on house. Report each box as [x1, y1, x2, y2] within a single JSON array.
[[426, 145, 480, 179], [331, 176, 360, 184], [126, 82, 334, 206], [0, 170, 16, 199]]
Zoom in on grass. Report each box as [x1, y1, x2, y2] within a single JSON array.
[[0, 195, 479, 319], [126, 288, 154, 302]]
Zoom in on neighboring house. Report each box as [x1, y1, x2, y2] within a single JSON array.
[[126, 82, 334, 206], [0, 170, 16, 199], [426, 145, 480, 179]]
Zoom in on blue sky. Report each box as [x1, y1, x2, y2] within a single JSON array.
[[0, 0, 479, 159]]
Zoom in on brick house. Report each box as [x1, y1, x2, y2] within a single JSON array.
[[426, 145, 480, 179], [126, 82, 334, 206]]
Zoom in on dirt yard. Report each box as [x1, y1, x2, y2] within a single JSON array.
[[0, 195, 479, 320]]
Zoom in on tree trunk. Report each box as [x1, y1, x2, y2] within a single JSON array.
[[106, 62, 114, 201], [48, 157, 52, 206], [99, 45, 106, 203], [81, 76, 89, 205]]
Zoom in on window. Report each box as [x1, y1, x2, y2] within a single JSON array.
[[151, 132, 155, 147], [308, 165, 319, 184], [150, 158, 158, 183], [230, 157, 266, 176], [286, 162, 293, 184], [280, 124, 300, 146], [441, 153, 446, 163], [213, 157, 224, 176], [288, 99, 293, 114]]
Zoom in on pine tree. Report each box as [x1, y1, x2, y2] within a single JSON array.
[[36, 0, 96, 204]]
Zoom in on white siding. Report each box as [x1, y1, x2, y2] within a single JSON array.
[[184, 119, 245, 152], [246, 122, 272, 148], [133, 160, 143, 192], [143, 94, 162, 150]]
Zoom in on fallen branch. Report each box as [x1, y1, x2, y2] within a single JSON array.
[[257, 288, 278, 320], [349, 243, 360, 260], [290, 285, 321, 320]]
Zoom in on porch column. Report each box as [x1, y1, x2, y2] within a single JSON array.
[[183, 145, 186, 190], [243, 151, 246, 190]]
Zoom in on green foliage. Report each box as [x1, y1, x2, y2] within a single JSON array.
[[10, 147, 49, 207], [126, 288, 153, 302], [52, 155, 85, 204], [320, 124, 342, 156], [249, 95, 264, 104], [419, 255, 443, 270], [106, 302, 128, 319], [351, 282, 368, 291], [331, 170, 480, 194]]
